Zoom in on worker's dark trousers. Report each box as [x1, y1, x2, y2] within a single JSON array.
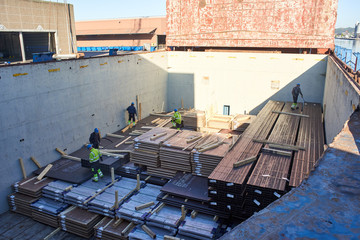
[[293, 95, 298, 104], [90, 161, 102, 175], [128, 113, 135, 122], [91, 142, 99, 149]]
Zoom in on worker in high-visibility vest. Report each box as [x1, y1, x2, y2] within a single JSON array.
[[87, 144, 104, 182], [171, 109, 182, 130]]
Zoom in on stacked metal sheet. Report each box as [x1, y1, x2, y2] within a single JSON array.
[[191, 133, 232, 177], [145, 205, 184, 232], [131, 128, 178, 167], [178, 213, 223, 240], [81, 155, 127, 175], [33, 158, 92, 184], [146, 167, 177, 179], [13, 176, 53, 198], [8, 192, 38, 217], [117, 183, 162, 224], [157, 192, 228, 218], [59, 207, 102, 239], [160, 130, 203, 172], [94, 217, 134, 240], [88, 177, 143, 217], [31, 197, 69, 227], [128, 224, 176, 240], [64, 176, 115, 208], [42, 180, 75, 202], [156, 172, 230, 218]]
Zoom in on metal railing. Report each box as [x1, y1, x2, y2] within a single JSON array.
[[334, 45, 360, 71]]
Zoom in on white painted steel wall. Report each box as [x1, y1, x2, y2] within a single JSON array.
[[167, 52, 327, 115], [323, 57, 360, 144], [0, 52, 168, 214]]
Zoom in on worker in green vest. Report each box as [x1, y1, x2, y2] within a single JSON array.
[[87, 144, 104, 182], [171, 109, 182, 130]]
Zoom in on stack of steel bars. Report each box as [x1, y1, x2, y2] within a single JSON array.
[[208, 101, 285, 218]]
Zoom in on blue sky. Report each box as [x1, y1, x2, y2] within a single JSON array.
[[335, 0, 359, 28], [66, 0, 358, 28]]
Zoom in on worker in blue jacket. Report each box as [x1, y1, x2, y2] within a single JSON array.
[[291, 83, 303, 110], [127, 102, 137, 126]]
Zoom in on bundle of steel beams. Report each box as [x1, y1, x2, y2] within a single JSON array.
[[64, 176, 115, 208], [88, 177, 143, 217], [42, 180, 74, 202], [117, 183, 162, 224], [178, 213, 223, 240], [289, 103, 324, 187], [145, 205, 184, 231], [128, 224, 176, 240], [208, 101, 285, 216], [94, 217, 134, 240], [242, 103, 301, 210]]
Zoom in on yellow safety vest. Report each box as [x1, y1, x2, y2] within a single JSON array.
[[173, 111, 181, 124], [89, 148, 101, 163]]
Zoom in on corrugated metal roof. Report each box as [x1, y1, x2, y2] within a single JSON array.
[[77, 28, 157, 35]]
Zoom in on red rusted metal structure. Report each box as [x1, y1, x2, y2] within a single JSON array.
[[166, 0, 338, 51]]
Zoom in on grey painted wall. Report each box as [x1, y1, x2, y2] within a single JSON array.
[[0, 52, 168, 214], [167, 52, 328, 115], [323, 57, 360, 144]]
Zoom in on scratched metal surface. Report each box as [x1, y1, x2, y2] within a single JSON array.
[[221, 111, 360, 239], [167, 0, 338, 49]]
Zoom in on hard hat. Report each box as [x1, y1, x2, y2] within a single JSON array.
[[87, 144, 92, 149], [174, 108, 178, 112], [131, 102, 134, 105], [297, 83, 300, 86], [94, 128, 99, 133]]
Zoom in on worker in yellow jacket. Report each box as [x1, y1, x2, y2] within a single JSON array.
[[87, 144, 104, 182], [171, 109, 182, 130]]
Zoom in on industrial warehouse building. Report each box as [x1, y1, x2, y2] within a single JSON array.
[[76, 17, 166, 51], [0, 0, 359, 239], [0, 0, 77, 63]]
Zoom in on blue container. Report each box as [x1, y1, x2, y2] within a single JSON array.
[[32, 52, 55, 63], [123, 46, 131, 51], [91, 47, 96, 51], [85, 47, 91, 51], [150, 47, 156, 52], [109, 49, 118, 56]]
